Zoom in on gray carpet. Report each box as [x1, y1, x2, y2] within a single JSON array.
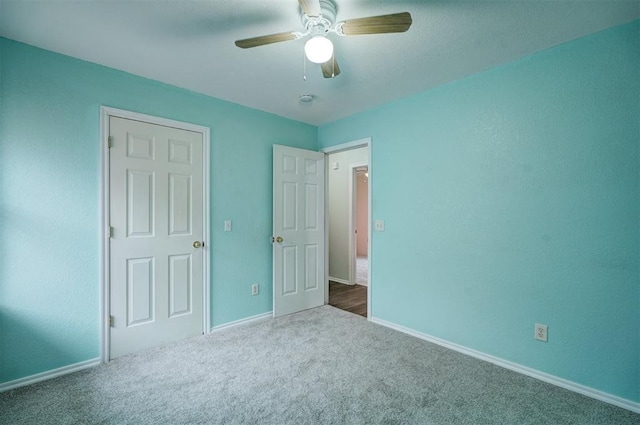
[[1, 306, 637, 425]]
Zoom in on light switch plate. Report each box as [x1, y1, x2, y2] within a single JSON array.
[[224, 220, 232, 232]]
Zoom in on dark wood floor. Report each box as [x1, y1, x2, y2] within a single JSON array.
[[328, 281, 367, 317]]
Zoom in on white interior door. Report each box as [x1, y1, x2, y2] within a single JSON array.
[[273, 144, 325, 317], [109, 116, 204, 358]]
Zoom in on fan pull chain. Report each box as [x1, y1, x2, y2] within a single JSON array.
[[303, 51, 307, 81]]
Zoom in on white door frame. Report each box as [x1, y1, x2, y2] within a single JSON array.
[[99, 106, 211, 362], [320, 137, 372, 319], [349, 162, 368, 286]]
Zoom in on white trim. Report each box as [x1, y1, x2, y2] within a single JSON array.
[[324, 160, 330, 304], [370, 316, 640, 414], [320, 138, 370, 154], [328, 276, 351, 286], [100, 107, 110, 363], [99, 106, 211, 363], [210, 312, 272, 332], [366, 142, 372, 319], [0, 358, 100, 393], [202, 125, 211, 336]]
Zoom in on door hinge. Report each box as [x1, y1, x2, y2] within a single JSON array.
[[108, 226, 114, 238], [108, 136, 113, 148], [109, 315, 114, 327]]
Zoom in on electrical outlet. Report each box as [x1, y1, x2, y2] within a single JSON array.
[[251, 284, 259, 296], [535, 323, 548, 342]]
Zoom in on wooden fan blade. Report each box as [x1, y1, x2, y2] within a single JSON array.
[[299, 0, 321, 17], [321, 55, 341, 78], [340, 12, 412, 35], [235, 32, 297, 49]]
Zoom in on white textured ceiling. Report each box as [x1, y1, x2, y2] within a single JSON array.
[[1, 1, 638, 126]]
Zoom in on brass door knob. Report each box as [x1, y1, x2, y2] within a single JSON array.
[[274, 236, 283, 243], [193, 241, 203, 248]]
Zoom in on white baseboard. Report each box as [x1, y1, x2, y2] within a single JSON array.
[[1, 312, 274, 392], [0, 358, 101, 393], [210, 311, 272, 332], [329, 276, 352, 285], [369, 317, 640, 414]]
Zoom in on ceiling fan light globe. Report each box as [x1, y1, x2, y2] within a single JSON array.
[[304, 36, 333, 64]]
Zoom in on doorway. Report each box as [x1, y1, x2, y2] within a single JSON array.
[[324, 141, 370, 318], [353, 166, 369, 287]]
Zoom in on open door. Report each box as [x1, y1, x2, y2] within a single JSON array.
[[272, 144, 325, 317]]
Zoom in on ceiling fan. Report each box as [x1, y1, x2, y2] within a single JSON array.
[[234, 0, 412, 78]]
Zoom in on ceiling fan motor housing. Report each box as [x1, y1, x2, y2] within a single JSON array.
[[301, 0, 337, 32]]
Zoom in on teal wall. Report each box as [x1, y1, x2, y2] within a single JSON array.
[[1, 20, 638, 404], [319, 21, 639, 402], [0, 38, 317, 383]]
